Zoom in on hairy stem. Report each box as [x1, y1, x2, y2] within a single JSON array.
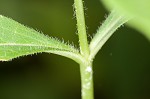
[[80, 61, 94, 99], [74, 0, 94, 99], [74, 0, 89, 58]]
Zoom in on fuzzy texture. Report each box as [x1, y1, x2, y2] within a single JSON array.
[[0, 15, 79, 61], [89, 10, 129, 59]]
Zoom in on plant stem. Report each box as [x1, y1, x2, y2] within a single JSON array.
[[74, 0, 89, 58], [80, 61, 94, 99], [74, 0, 94, 99]]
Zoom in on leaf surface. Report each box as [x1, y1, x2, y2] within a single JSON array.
[[101, 0, 150, 40], [0, 15, 79, 61]]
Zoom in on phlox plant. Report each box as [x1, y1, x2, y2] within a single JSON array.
[[0, 0, 149, 99]]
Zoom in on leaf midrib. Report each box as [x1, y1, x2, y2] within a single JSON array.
[[0, 43, 79, 52]]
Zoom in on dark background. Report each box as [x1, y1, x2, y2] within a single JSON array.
[[0, 0, 150, 99]]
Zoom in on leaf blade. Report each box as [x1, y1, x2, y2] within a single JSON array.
[[0, 15, 79, 61], [101, 0, 150, 40]]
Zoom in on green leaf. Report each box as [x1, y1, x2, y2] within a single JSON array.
[[0, 15, 81, 62], [89, 11, 128, 59], [101, 0, 150, 40]]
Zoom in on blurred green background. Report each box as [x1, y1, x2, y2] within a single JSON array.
[[0, 0, 150, 99]]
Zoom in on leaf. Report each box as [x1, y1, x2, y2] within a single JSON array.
[[89, 11, 128, 59], [101, 0, 150, 40], [0, 15, 80, 62]]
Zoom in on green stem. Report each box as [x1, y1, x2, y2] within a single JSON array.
[[74, 0, 94, 99], [74, 0, 89, 58], [80, 61, 94, 99]]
